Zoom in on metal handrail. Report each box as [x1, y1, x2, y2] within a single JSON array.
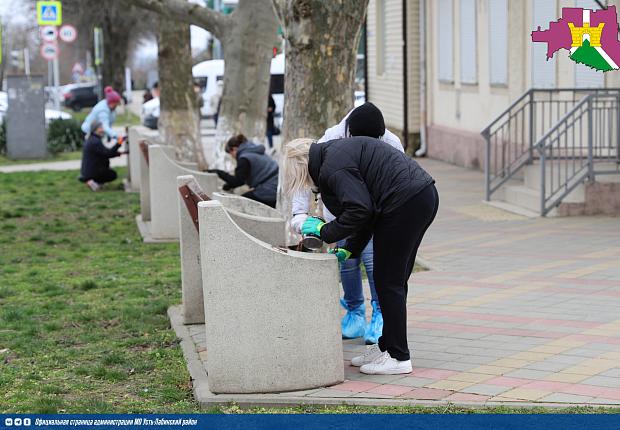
[[535, 92, 620, 216], [534, 95, 591, 151], [482, 88, 620, 204], [481, 88, 532, 136]]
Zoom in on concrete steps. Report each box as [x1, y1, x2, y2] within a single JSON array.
[[493, 160, 620, 216]]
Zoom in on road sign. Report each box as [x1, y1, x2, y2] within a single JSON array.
[[59, 24, 77, 43], [40, 26, 58, 42], [40, 41, 59, 61], [37, 1, 62, 26]]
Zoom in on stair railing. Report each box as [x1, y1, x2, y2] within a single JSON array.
[[482, 88, 620, 203], [536, 92, 620, 216]]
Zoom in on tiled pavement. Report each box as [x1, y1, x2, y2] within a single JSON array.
[[178, 159, 620, 407]]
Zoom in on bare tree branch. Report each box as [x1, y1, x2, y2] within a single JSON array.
[[127, 0, 232, 39]]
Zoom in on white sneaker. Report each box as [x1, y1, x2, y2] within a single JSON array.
[[359, 351, 412, 375], [86, 179, 101, 192], [351, 344, 383, 367]]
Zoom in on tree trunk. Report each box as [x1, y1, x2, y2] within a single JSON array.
[[272, 0, 369, 244], [158, 18, 207, 169], [128, 0, 279, 169], [273, 0, 369, 143], [101, 18, 130, 90], [210, 0, 279, 169]]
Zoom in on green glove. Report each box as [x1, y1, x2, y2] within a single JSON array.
[[329, 247, 352, 263], [301, 216, 325, 238]]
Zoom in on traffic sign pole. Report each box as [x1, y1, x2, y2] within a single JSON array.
[[53, 57, 60, 110]]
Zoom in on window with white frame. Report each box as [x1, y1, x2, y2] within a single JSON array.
[[531, 0, 556, 88], [438, 0, 454, 82], [489, 0, 508, 85], [460, 0, 477, 84]]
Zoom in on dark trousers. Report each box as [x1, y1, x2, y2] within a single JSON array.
[[266, 129, 274, 148], [242, 190, 276, 208], [81, 169, 117, 184], [373, 184, 439, 361]]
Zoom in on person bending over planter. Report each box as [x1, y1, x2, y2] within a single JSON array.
[[79, 121, 123, 191], [290, 102, 404, 345], [208, 134, 279, 208], [283, 137, 439, 375]]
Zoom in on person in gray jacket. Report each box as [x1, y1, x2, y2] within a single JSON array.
[[208, 134, 279, 208]]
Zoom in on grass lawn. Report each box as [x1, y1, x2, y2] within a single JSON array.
[[0, 152, 83, 167], [67, 109, 140, 128], [0, 168, 618, 414], [0, 168, 195, 413]]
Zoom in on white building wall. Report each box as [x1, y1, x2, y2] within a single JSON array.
[[367, 0, 405, 132]]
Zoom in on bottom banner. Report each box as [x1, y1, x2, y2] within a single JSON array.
[[0, 414, 619, 430]]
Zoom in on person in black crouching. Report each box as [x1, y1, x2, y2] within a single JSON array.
[[79, 121, 122, 191]]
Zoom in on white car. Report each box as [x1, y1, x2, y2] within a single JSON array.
[[0, 91, 72, 125], [193, 54, 285, 124]]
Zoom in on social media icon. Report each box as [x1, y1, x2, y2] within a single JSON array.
[[5, 418, 13, 426]]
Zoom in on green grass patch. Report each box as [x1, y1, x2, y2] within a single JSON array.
[[68, 109, 140, 128], [0, 167, 195, 413], [208, 404, 620, 414], [0, 151, 82, 167]]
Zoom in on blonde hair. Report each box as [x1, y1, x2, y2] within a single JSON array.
[[282, 138, 315, 197]]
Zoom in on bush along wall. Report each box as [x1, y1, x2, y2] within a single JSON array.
[[47, 119, 84, 155]]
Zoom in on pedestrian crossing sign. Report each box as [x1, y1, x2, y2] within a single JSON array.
[[37, 1, 62, 26]]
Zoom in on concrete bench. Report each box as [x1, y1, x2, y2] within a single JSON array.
[[212, 192, 285, 247], [127, 125, 199, 193], [127, 126, 161, 192], [137, 145, 218, 243], [177, 176, 286, 325], [197, 200, 343, 394]]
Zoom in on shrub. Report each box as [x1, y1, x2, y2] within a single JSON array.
[[47, 119, 84, 155]]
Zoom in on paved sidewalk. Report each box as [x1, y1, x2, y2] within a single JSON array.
[[177, 158, 620, 408]]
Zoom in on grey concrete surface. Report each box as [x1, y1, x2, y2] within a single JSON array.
[[127, 125, 160, 192], [149, 145, 218, 241], [197, 200, 343, 394], [213, 192, 286, 246], [177, 175, 208, 325]]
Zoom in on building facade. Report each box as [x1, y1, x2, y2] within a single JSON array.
[[366, 0, 620, 168]]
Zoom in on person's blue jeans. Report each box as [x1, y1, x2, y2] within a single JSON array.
[[266, 129, 274, 148], [337, 238, 380, 311]]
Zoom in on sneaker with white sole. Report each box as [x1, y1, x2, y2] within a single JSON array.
[[359, 351, 412, 375], [350, 344, 383, 367], [86, 179, 101, 192]]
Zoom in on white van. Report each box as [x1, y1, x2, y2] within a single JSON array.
[[193, 54, 284, 124]]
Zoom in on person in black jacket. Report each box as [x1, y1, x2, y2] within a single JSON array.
[[266, 95, 276, 149], [79, 121, 122, 191], [283, 137, 439, 375], [208, 134, 279, 208]]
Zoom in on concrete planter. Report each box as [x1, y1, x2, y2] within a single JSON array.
[[198, 200, 343, 394], [147, 145, 218, 242], [212, 192, 285, 247], [177, 177, 286, 325]]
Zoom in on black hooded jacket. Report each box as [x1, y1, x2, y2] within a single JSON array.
[[308, 136, 435, 256], [211, 142, 278, 203], [80, 133, 121, 181]]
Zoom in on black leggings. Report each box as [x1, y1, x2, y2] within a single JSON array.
[[242, 190, 276, 208], [373, 184, 439, 361], [81, 169, 117, 184]]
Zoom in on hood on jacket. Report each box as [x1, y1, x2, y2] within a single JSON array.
[[237, 141, 266, 157], [308, 141, 324, 188]]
